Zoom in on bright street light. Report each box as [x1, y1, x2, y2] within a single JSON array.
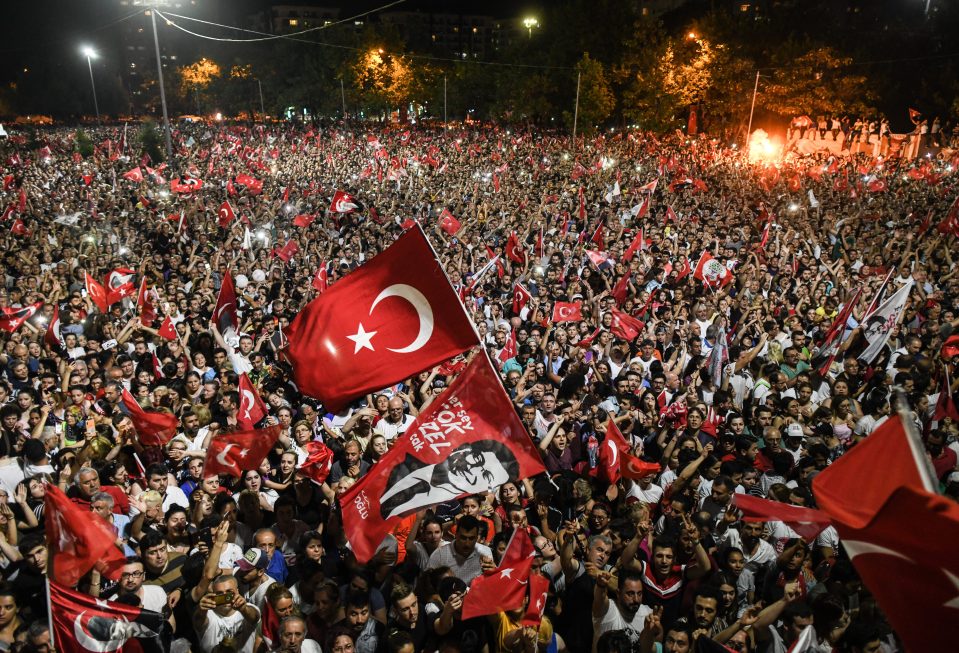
[[80, 45, 100, 125], [523, 17, 539, 39]]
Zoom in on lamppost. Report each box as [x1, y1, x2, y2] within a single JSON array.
[[134, 0, 174, 164], [523, 17, 539, 39], [81, 46, 101, 125]]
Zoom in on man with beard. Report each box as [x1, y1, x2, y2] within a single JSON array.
[[592, 568, 652, 652]]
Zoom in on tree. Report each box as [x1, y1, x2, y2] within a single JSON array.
[[617, 16, 681, 131], [138, 120, 164, 163], [74, 128, 94, 158], [176, 57, 221, 114], [564, 53, 614, 134], [761, 45, 874, 117]]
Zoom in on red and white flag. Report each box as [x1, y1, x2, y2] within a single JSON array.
[[217, 201, 236, 228], [157, 315, 177, 341], [609, 307, 644, 341], [50, 581, 166, 653], [137, 279, 157, 326], [859, 281, 912, 364], [105, 267, 136, 305], [204, 425, 283, 478], [85, 274, 109, 312], [624, 229, 645, 261], [552, 301, 583, 323], [0, 302, 41, 333], [293, 213, 317, 228], [330, 189, 361, 213], [585, 249, 611, 268], [122, 167, 143, 183], [732, 493, 832, 541], [512, 283, 532, 315], [461, 528, 536, 619], [170, 175, 204, 193], [237, 372, 268, 429], [595, 419, 660, 484], [611, 272, 631, 306], [312, 263, 329, 293], [284, 227, 478, 412], [121, 388, 178, 446], [439, 208, 461, 236], [299, 441, 335, 486], [693, 251, 734, 289], [45, 486, 125, 586], [340, 355, 545, 562], [213, 270, 239, 335], [44, 304, 63, 351], [637, 178, 658, 193], [505, 231, 526, 264]]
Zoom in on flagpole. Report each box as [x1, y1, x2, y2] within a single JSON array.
[[443, 76, 448, 130], [340, 79, 347, 121], [572, 71, 581, 146], [45, 578, 54, 648], [745, 70, 760, 148]]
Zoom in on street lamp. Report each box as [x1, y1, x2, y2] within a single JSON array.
[[134, 0, 174, 165], [523, 17, 539, 39], [81, 46, 100, 125]]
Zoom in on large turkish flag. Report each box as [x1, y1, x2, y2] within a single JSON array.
[[340, 354, 545, 562], [284, 227, 478, 411], [204, 425, 283, 478]]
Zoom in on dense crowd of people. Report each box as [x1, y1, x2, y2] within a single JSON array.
[[0, 118, 956, 653]]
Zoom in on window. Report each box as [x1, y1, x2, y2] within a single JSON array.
[[288, 19, 298, 26], [740, 3, 750, 11]]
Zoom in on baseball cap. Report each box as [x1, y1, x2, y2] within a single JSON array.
[[785, 423, 805, 439], [235, 548, 268, 572]]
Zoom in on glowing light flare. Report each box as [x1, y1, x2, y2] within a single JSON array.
[[747, 129, 782, 164]]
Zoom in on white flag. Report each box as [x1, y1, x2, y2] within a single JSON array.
[[807, 189, 819, 208], [859, 281, 913, 364]]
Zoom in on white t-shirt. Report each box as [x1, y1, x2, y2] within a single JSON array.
[[109, 584, 167, 613], [626, 481, 664, 505], [592, 599, 652, 653], [198, 608, 259, 653]]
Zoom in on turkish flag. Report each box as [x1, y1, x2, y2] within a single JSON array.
[[2, 175, 13, 191], [204, 425, 283, 478], [235, 172, 257, 187], [505, 231, 525, 264], [312, 263, 329, 293], [331, 189, 361, 213], [283, 227, 478, 412], [50, 581, 165, 653], [732, 494, 832, 541], [512, 283, 532, 315], [227, 179, 237, 196], [585, 249, 611, 268], [439, 208, 461, 236], [827, 486, 959, 653], [45, 304, 64, 351], [577, 186, 587, 220], [0, 302, 41, 333], [462, 528, 536, 619], [17, 187, 26, 211], [674, 256, 691, 281], [0, 205, 14, 222], [122, 167, 143, 183], [121, 388, 178, 447], [170, 175, 203, 193], [934, 370, 959, 422], [237, 372, 268, 429], [578, 326, 602, 348], [497, 329, 517, 365], [213, 270, 239, 334], [44, 486, 125, 586], [638, 178, 658, 193], [105, 267, 136, 305], [10, 217, 29, 236], [293, 213, 316, 228], [611, 272, 631, 306], [867, 178, 887, 193], [299, 441, 335, 486], [609, 307, 644, 341], [589, 219, 606, 251], [137, 279, 157, 326], [665, 205, 678, 224], [624, 229, 645, 261], [340, 355, 545, 562], [941, 335, 959, 360], [693, 251, 734, 289], [274, 239, 299, 262], [595, 419, 660, 484], [552, 301, 583, 323], [217, 201, 236, 228], [85, 273, 109, 312], [521, 574, 551, 627], [157, 315, 177, 341]]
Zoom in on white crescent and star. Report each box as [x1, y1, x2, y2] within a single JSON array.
[[347, 284, 434, 355], [240, 390, 255, 420], [215, 302, 234, 324], [215, 444, 249, 468], [606, 440, 619, 469]]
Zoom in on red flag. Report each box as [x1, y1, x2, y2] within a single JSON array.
[[217, 201, 236, 228], [235, 172, 256, 187], [609, 307, 644, 341], [578, 186, 587, 220], [274, 239, 300, 262], [10, 217, 28, 236], [122, 167, 143, 183], [0, 302, 41, 333], [0, 205, 14, 222], [50, 581, 166, 653], [589, 219, 606, 251], [330, 189, 361, 213], [908, 107, 921, 122], [340, 355, 545, 562], [204, 425, 283, 478], [45, 304, 63, 351], [665, 205, 678, 224], [462, 529, 536, 619], [2, 175, 13, 191], [505, 232, 525, 264], [284, 227, 478, 413], [624, 229, 645, 261], [578, 326, 602, 348], [552, 301, 583, 323], [512, 283, 532, 315], [299, 441, 335, 486], [611, 272, 631, 306], [226, 179, 237, 196], [493, 173, 500, 192], [44, 486, 125, 586], [497, 328, 517, 364], [732, 493, 831, 541], [312, 263, 329, 293], [439, 208, 461, 236], [170, 175, 204, 193], [213, 271, 239, 334], [637, 178, 658, 193], [105, 267, 136, 305], [521, 574, 551, 627], [237, 372, 268, 429], [152, 352, 164, 379], [693, 251, 734, 289], [137, 279, 157, 326], [942, 335, 959, 360], [933, 369, 959, 422], [85, 274, 109, 313], [17, 187, 26, 211], [157, 315, 177, 341], [596, 420, 660, 483], [121, 388, 178, 446], [293, 213, 316, 228], [585, 249, 611, 268], [866, 178, 887, 193]]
